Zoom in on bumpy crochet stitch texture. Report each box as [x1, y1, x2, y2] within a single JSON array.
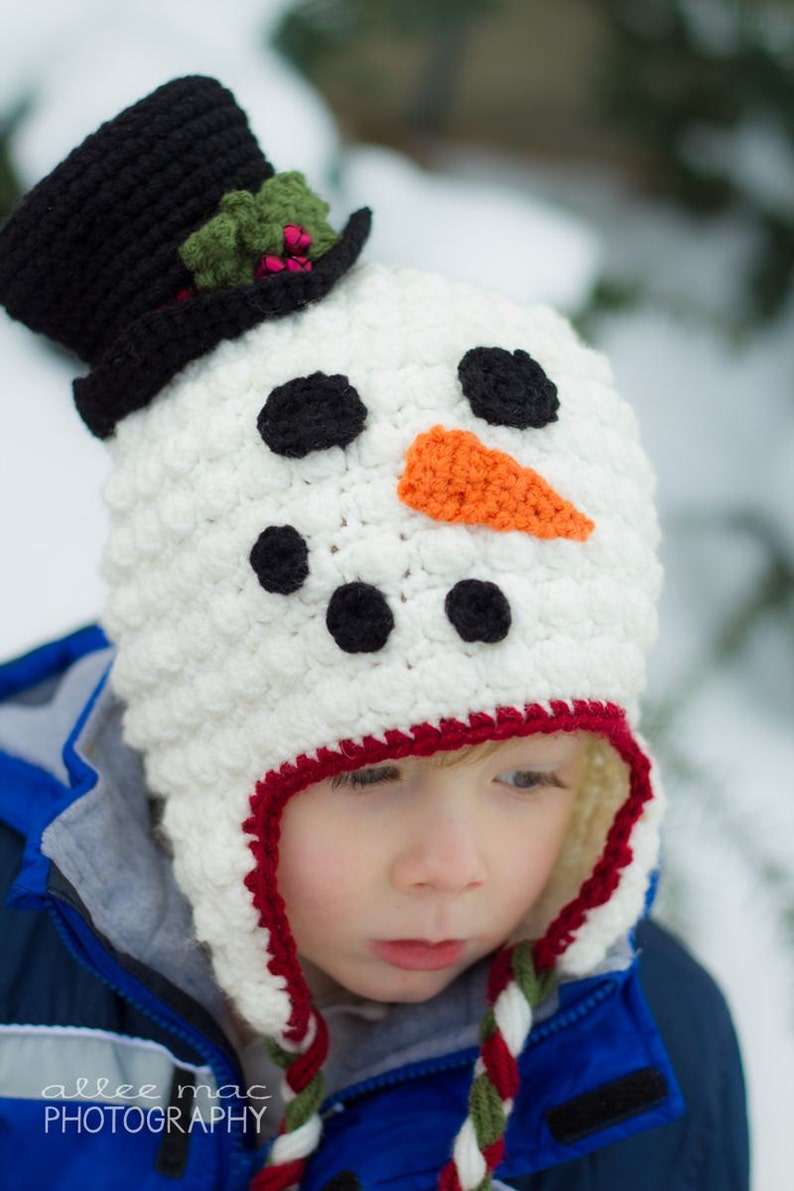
[[102, 260, 663, 1041]]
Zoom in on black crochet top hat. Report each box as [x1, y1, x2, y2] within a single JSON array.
[[0, 76, 371, 439]]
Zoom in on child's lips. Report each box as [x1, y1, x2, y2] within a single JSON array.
[[369, 939, 466, 971]]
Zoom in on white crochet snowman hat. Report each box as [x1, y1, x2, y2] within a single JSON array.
[[104, 255, 663, 1032], [0, 77, 663, 1191]]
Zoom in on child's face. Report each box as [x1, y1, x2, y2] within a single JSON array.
[[277, 733, 585, 1004]]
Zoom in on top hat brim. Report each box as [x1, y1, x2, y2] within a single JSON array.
[[74, 207, 372, 440]]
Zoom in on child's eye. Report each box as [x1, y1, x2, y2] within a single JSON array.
[[331, 765, 401, 790], [495, 769, 564, 792]]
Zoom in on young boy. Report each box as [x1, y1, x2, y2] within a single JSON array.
[[0, 77, 748, 1190]]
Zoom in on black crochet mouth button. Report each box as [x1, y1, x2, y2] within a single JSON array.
[[445, 580, 512, 645]]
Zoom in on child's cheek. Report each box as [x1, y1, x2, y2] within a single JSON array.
[[277, 815, 364, 925]]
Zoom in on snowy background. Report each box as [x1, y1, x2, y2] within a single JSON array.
[[1, 2, 792, 1186]]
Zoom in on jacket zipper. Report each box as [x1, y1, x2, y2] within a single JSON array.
[[47, 895, 256, 1190], [321, 978, 618, 1117]]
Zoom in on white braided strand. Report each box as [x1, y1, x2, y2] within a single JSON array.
[[493, 980, 532, 1056], [452, 1117, 488, 1191], [269, 1114, 323, 1165], [449, 972, 536, 1191]]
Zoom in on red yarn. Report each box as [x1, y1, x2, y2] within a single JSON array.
[[250, 1158, 305, 1191], [284, 1013, 329, 1093], [483, 1138, 506, 1168], [482, 1029, 520, 1101], [438, 1160, 462, 1191], [486, 944, 514, 1003], [531, 711, 653, 972], [244, 702, 655, 1044]]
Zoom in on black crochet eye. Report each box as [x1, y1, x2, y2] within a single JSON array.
[[458, 347, 559, 430], [257, 372, 367, 458]]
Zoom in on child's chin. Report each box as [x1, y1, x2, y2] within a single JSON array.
[[352, 965, 465, 1006]]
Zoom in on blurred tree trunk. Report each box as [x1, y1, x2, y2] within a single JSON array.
[[405, 14, 470, 134]]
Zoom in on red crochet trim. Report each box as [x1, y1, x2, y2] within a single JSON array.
[[243, 701, 654, 1039]]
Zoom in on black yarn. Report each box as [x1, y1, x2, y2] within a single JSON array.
[[326, 583, 394, 654], [249, 525, 309, 594], [0, 76, 372, 440], [75, 211, 370, 439], [445, 579, 511, 644], [257, 373, 367, 458], [458, 346, 559, 429], [0, 77, 268, 365]]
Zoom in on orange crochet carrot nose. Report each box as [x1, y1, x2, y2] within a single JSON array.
[[397, 425, 595, 541]]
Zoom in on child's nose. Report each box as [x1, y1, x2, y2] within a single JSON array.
[[390, 804, 487, 895]]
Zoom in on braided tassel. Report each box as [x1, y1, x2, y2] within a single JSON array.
[[439, 942, 554, 1191], [251, 1012, 329, 1191]]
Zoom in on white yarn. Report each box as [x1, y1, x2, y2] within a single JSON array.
[[269, 1115, 323, 1164], [101, 261, 665, 1031], [493, 983, 533, 1056], [450, 989, 533, 1189], [557, 756, 666, 979], [452, 1118, 488, 1190]]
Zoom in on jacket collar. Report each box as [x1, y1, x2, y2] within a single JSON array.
[[3, 638, 640, 1096]]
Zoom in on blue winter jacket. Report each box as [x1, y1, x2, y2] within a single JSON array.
[[0, 627, 749, 1191]]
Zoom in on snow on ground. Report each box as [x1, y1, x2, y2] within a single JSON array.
[[2, 4, 792, 1186]]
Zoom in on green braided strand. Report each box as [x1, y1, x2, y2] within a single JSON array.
[[462, 945, 556, 1191], [511, 940, 555, 1009], [264, 1037, 293, 1070], [469, 1072, 505, 1150], [479, 1005, 497, 1045], [283, 1070, 326, 1132], [263, 1038, 327, 1136]]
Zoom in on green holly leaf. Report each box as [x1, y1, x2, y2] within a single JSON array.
[[180, 191, 259, 289], [255, 171, 341, 259], [179, 171, 342, 292]]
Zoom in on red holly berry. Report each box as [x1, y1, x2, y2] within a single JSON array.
[[256, 255, 286, 279], [283, 224, 312, 255]]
